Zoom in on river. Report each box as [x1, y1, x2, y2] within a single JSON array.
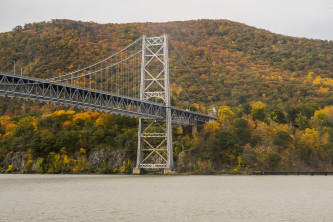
[[0, 174, 332, 221]]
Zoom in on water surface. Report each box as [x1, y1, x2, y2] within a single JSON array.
[[0, 174, 332, 221]]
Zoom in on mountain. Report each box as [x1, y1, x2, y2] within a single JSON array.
[[1, 19, 333, 110]]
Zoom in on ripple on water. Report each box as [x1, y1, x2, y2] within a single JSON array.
[[0, 174, 332, 222]]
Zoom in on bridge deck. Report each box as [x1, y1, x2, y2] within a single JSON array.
[[0, 72, 216, 125]]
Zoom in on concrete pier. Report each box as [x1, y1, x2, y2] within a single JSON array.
[[132, 168, 143, 175], [163, 169, 177, 175]]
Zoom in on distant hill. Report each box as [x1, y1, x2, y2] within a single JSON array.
[[1, 19, 333, 110]]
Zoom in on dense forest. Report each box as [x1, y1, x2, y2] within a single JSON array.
[[0, 19, 332, 173]]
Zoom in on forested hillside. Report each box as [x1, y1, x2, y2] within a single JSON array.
[[0, 19, 332, 173], [1, 19, 333, 108]]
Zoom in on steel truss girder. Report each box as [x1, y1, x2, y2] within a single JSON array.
[[0, 72, 216, 124], [0, 72, 163, 120]]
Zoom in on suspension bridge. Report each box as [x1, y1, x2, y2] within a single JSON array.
[[0, 35, 217, 174]]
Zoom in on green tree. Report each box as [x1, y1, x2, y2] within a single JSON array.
[[211, 130, 242, 164], [240, 103, 252, 115], [270, 108, 286, 124], [286, 107, 301, 127], [295, 114, 310, 130], [268, 152, 281, 171], [274, 131, 293, 151], [233, 118, 251, 145]]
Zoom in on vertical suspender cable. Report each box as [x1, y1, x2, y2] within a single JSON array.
[[128, 54, 130, 97]]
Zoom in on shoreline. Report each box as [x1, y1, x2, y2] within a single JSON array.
[[1, 171, 333, 176]]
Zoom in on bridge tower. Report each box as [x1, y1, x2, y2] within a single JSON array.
[[133, 35, 174, 174]]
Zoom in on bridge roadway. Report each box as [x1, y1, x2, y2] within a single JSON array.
[[0, 72, 216, 125]]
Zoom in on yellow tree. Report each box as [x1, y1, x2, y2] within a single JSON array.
[[218, 106, 235, 129], [203, 121, 220, 138], [251, 101, 266, 122], [314, 106, 333, 125], [298, 128, 322, 168]]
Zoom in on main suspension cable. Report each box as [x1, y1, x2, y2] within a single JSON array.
[[170, 71, 201, 113], [48, 36, 143, 81], [55, 50, 142, 82], [169, 38, 217, 111]]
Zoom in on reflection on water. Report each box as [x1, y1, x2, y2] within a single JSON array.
[[0, 174, 332, 221]]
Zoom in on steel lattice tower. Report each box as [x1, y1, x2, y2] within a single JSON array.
[[134, 35, 174, 173]]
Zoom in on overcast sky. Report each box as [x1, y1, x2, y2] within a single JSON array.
[[0, 0, 332, 40]]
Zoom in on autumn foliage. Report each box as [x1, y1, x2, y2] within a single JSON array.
[[0, 19, 333, 173]]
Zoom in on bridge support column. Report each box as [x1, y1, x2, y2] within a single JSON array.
[[165, 106, 174, 173], [134, 118, 144, 174], [164, 34, 174, 173], [192, 121, 198, 136], [192, 124, 197, 136]]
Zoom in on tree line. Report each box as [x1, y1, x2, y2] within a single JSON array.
[[0, 101, 332, 173]]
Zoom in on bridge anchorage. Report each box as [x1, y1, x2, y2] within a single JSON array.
[[0, 34, 217, 174]]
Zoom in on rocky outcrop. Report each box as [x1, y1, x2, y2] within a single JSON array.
[[176, 151, 195, 172], [2, 151, 27, 173], [0, 149, 135, 173], [88, 149, 129, 169]]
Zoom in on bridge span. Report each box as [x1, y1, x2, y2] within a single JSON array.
[[0, 72, 215, 126]]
